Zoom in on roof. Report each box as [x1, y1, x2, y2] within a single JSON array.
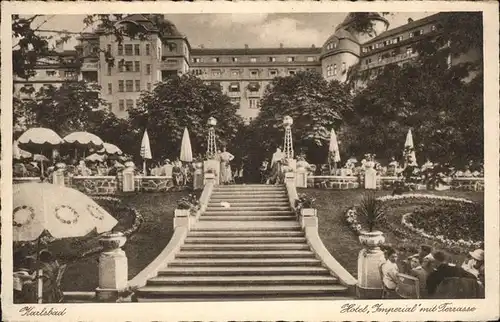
[[94, 14, 184, 37], [191, 47, 321, 56], [364, 12, 446, 45], [324, 28, 359, 45], [336, 12, 389, 32]]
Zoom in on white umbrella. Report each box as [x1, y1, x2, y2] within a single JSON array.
[[98, 143, 123, 156], [140, 130, 152, 175], [180, 127, 193, 163], [13, 140, 32, 160], [13, 183, 118, 302], [404, 129, 417, 166], [85, 153, 106, 163], [328, 128, 341, 163], [18, 128, 63, 174], [64, 132, 104, 158]]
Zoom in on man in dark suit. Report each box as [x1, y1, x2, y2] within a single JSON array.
[[426, 251, 477, 297]]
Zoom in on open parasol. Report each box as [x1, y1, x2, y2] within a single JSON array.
[[180, 127, 193, 163], [98, 143, 123, 156], [13, 183, 118, 303], [85, 153, 106, 163], [64, 132, 104, 158], [13, 140, 32, 160], [18, 128, 63, 174]]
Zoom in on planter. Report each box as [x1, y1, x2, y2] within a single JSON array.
[[358, 230, 385, 247], [300, 208, 317, 217], [174, 208, 190, 218], [99, 232, 127, 252]]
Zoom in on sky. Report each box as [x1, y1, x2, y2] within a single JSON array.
[[28, 12, 437, 50]]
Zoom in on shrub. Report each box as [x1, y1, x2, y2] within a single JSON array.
[[357, 192, 385, 232]]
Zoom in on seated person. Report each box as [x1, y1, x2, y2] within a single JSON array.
[[426, 251, 477, 298], [462, 249, 484, 283], [380, 248, 400, 298]]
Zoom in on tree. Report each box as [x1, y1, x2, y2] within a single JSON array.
[[128, 75, 245, 161], [249, 70, 353, 164], [20, 81, 106, 136]]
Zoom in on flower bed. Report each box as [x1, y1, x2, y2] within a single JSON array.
[[344, 193, 483, 254]]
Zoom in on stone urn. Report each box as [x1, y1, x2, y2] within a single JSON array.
[[99, 232, 127, 252], [97, 232, 128, 301], [357, 230, 386, 299]]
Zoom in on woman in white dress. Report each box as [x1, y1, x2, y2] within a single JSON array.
[[219, 146, 235, 184]]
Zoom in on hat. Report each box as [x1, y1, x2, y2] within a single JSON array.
[[469, 249, 484, 261], [423, 253, 435, 261]]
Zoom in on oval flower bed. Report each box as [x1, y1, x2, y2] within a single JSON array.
[[345, 194, 483, 253]]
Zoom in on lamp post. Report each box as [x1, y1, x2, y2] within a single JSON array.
[[283, 115, 294, 159], [207, 117, 217, 159]]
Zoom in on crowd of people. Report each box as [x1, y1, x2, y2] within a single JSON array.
[[380, 245, 485, 299]]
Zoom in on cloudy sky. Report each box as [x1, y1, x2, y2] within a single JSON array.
[[30, 12, 436, 50]]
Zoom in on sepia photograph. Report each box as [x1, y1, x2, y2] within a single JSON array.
[[1, 1, 499, 321]]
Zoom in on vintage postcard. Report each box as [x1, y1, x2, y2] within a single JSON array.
[[1, 1, 499, 321]]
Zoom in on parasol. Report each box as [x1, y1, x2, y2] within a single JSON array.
[[64, 132, 104, 158], [404, 129, 417, 166], [13, 140, 32, 160], [13, 183, 118, 303], [18, 128, 63, 152], [180, 127, 193, 163], [140, 130, 152, 175], [98, 143, 123, 156], [328, 128, 341, 173], [85, 153, 106, 163]]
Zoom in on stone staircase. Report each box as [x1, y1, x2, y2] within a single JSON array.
[[134, 184, 353, 301]]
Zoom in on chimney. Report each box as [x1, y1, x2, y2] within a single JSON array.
[[408, 18, 414, 23], [244, 44, 249, 49], [280, 43, 284, 48], [311, 44, 316, 48]]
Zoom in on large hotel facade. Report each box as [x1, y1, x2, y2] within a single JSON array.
[[14, 12, 477, 122]]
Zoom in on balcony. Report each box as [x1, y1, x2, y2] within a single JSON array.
[[360, 52, 419, 71], [161, 60, 180, 70], [227, 91, 241, 97]]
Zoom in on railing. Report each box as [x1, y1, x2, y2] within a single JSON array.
[[360, 52, 419, 71]]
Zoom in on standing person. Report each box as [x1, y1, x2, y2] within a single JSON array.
[[410, 253, 435, 298], [461, 249, 484, 282], [219, 146, 235, 185], [380, 248, 400, 298], [268, 147, 285, 185], [39, 250, 65, 303]]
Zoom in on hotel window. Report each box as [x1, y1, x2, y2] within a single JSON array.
[[406, 47, 413, 55], [46, 70, 57, 77], [231, 69, 240, 77], [391, 50, 397, 57], [248, 82, 260, 92], [167, 59, 177, 64], [146, 44, 150, 56], [108, 103, 112, 111], [107, 64, 112, 76], [107, 83, 112, 94], [269, 69, 278, 77], [193, 57, 201, 63], [135, 80, 141, 91], [212, 57, 220, 63], [125, 80, 134, 92], [107, 44, 112, 53], [134, 44, 140, 55], [230, 98, 240, 105], [368, 45, 373, 51], [307, 56, 315, 62], [124, 61, 133, 72], [119, 100, 125, 111], [250, 69, 259, 77], [398, 36, 404, 42], [124, 44, 133, 56], [392, 38, 398, 44], [136, 99, 140, 108], [287, 57, 295, 62], [378, 56, 383, 62], [362, 48, 368, 53], [269, 57, 276, 62], [232, 57, 238, 62], [288, 69, 296, 75], [118, 45, 123, 55], [211, 69, 222, 77], [118, 80, 124, 92], [65, 71, 76, 78], [250, 57, 257, 63], [409, 32, 414, 38], [249, 98, 260, 109], [327, 65, 332, 76], [146, 64, 151, 75], [134, 61, 140, 72], [333, 64, 337, 76], [126, 99, 134, 110], [342, 62, 347, 73], [228, 83, 240, 92], [147, 83, 151, 91]]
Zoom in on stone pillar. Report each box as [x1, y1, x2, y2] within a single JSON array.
[[174, 209, 191, 230], [284, 171, 295, 185], [52, 170, 65, 187], [300, 208, 318, 228], [203, 160, 220, 185], [357, 231, 386, 299], [296, 167, 307, 188], [122, 168, 135, 192], [96, 233, 128, 302], [193, 162, 204, 190]]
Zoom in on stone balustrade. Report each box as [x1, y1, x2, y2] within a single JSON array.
[[451, 177, 485, 192], [307, 175, 360, 190]]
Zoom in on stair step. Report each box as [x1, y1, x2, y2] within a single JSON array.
[[147, 275, 337, 286], [208, 202, 290, 207], [176, 250, 315, 259], [205, 206, 291, 211], [184, 236, 307, 244], [204, 210, 293, 215], [188, 230, 303, 237], [158, 266, 330, 276], [211, 193, 286, 197], [168, 258, 322, 266], [136, 285, 348, 297], [199, 215, 297, 221], [181, 243, 310, 251], [193, 221, 301, 230], [214, 188, 286, 192]]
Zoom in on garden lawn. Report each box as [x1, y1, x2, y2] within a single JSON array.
[[298, 188, 484, 278], [60, 191, 191, 292]]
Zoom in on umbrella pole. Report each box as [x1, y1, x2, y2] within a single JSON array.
[[36, 238, 43, 304], [75, 149, 78, 160], [143, 160, 147, 176]]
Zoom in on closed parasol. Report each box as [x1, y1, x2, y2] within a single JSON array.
[[98, 143, 123, 156], [140, 130, 152, 175], [180, 127, 193, 162], [13, 183, 118, 302], [404, 129, 417, 166]]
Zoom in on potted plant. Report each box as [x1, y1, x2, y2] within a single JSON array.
[[357, 192, 386, 247], [175, 197, 192, 217], [294, 193, 316, 217]]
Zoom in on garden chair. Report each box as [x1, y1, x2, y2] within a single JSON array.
[[378, 262, 392, 299], [396, 273, 420, 299], [54, 264, 67, 303]]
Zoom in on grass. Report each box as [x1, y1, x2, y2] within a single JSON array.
[[60, 191, 191, 292], [299, 188, 484, 278]]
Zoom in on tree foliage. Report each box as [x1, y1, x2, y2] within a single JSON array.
[[128, 75, 245, 161], [249, 70, 353, 164]]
